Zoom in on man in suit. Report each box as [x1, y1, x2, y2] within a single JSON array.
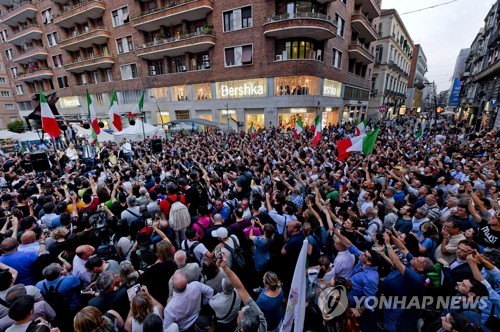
[[441, 239, 478, 294], [81, 140, 96, 168]]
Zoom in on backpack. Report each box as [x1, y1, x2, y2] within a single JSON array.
[[43, 279, 66, 314], [166, 195, 191, 231], [97, 243, 119, 261], [182, 240, 201, 265], [368, 219, 383, 233], [223, 235, 246, 270], [126, 209, 143, 227]]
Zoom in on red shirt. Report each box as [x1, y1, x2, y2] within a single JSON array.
[[159, 194, 186, 216]]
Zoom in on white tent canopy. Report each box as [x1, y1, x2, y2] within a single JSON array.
[[72, 125, 114, 142], [113, 120, 165, 142], [0, 130, 21, 140], [15, 131, 47, 142], [168, 122, 196, 132]]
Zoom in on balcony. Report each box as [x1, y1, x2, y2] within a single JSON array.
[[5, 24, 42, 46], [53, 0, 106, 29], [263, 12, 336, 41], [348, 41, 374, 64], [351, 11, 377, 42], [474, 59, 500, 82], [12, 47, 48, 64], [137, 32, 215, 60], [132, 0, 213, 32], [354, 0, 381, 19], [17, 67, 53, 82], [64, 54, 114, 73], [59, 27, 110, 51], [0, 1, 38, 27]]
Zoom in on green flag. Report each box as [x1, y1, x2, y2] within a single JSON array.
[[415, 127, 423, 140], [362, 128, 380, 155]]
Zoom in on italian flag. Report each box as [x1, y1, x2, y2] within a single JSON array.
[[355, 119, 368, 136], [86, 90, 100, 135], [108, 90, 122, 131], [40, 92, 61, 139], [129, 90, 144, 117], [337, 128, 380, 161], [311, 115, 322, 147], [248, 122, 255, 139], [293, 117, 304, 138], [415, 127, 423, 141]]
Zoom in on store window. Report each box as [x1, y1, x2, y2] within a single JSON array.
[[175, 110, 190, 119], [274, 76, 319, 96], [322, 107, 340, 127], [172, 85, 188, 101], [193, 83, 212, 100], [158, 112, 170, 125], [246, 113, 264, 130], [219, 109, 237, 124], [196, 110, 212, 121], [150, 87, 169, 102], [278, 108, 316, 129]]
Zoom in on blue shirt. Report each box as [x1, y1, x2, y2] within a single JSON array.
[[36, 275, 82, 311], [347, 245, 379, 306], [0, 251, 38, 285], [212, 205, 231, 223], [254, 236, 271, 271], [381, 253, 427, 297], [256, 288, 284, 330]]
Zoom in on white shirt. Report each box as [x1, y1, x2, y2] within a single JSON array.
[[122, 142, 132, 154], [72, 256, 92, 288], [412, 216, 430, 233], [18, 242, 40, 254], [332, 250, 356, 278], [183, 240, 209, 264]]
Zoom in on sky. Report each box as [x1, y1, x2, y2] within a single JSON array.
[[380, 0, 493, 92]]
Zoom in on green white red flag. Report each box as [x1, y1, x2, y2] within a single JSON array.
[[40, 92, 61, 139], [337, 128, 380, 161], [86, 90, 100, 135], [311, 115, 322, 147], [108, 90, 122, 131], [293, 118, 304, 138]]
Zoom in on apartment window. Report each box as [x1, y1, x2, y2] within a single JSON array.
[[223, 6, 252, 32], [224, 45, 253, 66], [106, 69, 113, 82], [0, 78, 6, 84], [16, 84, 24, 95], [92, 71, 100, 84], [5, 49, 12, 61], [42, 8, 52, 24], [17, 101, 31, 110], [119, 90, 142, 104], [1, 91, 11, 97], [111, 7, 129, 27], [57, 76, 69, 88], [116, 36, 133, 54], [10, 67, 18, 78], [281, 39, 321, 60], [149, 61, 164, 76], [47, 32, 58, 46], [120, 64, 138, 80], [332, 48, 342, 69], [0, 30, 7, 43], [93, 93, 104, 106], [335, 14, 345, 38], [5, 104, 15, 110], [52, 54, 64, 68], [80, 73, 87, 85]]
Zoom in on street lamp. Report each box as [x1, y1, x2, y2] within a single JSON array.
[[151, 96, 165, 130]]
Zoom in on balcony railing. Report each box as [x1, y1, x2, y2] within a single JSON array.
[[54, 0, 104, 18], [12, 23, 39, 35], [132, 0, 201, 19], [138, 30, 213, 49], [0, 0, 38, 19], [14, 46, 46, 56], [65, 54, 110, 65], [59, 26, 107, 42], [267, 12, 335, 24], [17, 66, 52, 76]]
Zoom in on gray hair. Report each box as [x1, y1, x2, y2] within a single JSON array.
[[119, 260, 140, 287], [96, 272, 115, 292], [126, 195, 137, 207], [240, 306, 261, 332], [448, 197, 459, 206], [139, 187, 148, 196], [174, 250, 187, 268], [221, 277, 234, 294], [5, 285, 26, 304], [42, 263, 62, 282]]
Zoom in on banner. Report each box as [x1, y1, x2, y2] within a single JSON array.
[[448, 77, 462, 107]]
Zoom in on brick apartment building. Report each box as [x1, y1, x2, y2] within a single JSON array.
[[0, 0, 381, 131], [0, 55, 19, 129]]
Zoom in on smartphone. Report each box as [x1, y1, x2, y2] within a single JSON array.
[[146, 218, 153, 227], [127, 284, 142, 301], [215, 248, 222, 260]]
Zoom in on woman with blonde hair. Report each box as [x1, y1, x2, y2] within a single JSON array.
[[125, 286, 163, 332], [256, 271, 284, 332], [74, 306, 123, 332]]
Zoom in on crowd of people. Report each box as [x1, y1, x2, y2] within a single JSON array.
[[0, 116, 497, 332]]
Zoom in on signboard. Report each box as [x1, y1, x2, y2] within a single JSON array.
[[448, 77, 462, 107], [216, 78, 267, 99], [59, 96, 81, 108], [323, 79, 342, 98], [379, 105, 387, 113]]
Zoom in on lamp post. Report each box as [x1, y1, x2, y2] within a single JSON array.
[[151, 96, 165, 131], [225, 103, 229, 132]]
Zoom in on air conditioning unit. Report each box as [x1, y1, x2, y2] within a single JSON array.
[[149, 66, 156, 76], [316, 50, 322, 61], [179, 65, 186, 72], [275, 54, 282, 61]]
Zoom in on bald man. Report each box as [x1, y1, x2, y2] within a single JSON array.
[[0, 236, 46, 285], [163, 271, 213, 331], [168, 250, 201, 299], [72, 245, 95, 288], [17, 231, 40, 254]]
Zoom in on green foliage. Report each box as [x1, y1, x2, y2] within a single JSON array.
[[6, 119, 26, 133]]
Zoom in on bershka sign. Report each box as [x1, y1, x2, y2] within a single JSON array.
[[323, 79, 342, 98], [216, 79, 267, 99]]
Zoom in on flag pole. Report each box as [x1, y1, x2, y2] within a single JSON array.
[[50, 137, 63, 176]]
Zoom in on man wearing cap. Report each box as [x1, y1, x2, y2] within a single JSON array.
[[212, 227, 239, 268], [121, 195, 141, 226]]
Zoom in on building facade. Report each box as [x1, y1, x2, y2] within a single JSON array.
[[0, 53, 19, 129], [405, 44, 427, 113], [460, 0, 500, 129], [367, 8, 413, 118], [0, 0, 382, 131]]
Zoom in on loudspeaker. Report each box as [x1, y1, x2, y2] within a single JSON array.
[[30, 151, 51, 172], [151, 139, 162, 154]]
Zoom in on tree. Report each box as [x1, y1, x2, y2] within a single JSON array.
[[6, 119, 26, 133]]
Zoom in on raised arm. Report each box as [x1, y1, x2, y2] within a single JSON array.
[[219, 253, 251, 304]]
